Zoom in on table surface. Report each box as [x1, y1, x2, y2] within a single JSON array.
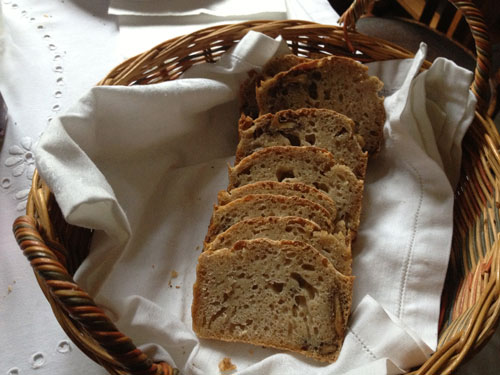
[[0, 1, 499, 374]]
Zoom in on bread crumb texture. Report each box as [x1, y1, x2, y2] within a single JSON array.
[[218, 357, 237, 372]]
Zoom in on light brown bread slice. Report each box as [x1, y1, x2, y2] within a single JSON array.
[[256, 55, 386, 154], [204, 194, 334, 244], [217, 181, 337, 219], [236, 108, 367, 178], [192, 238, 354, 363], [205, 216, 352, 275], [228, 146, 363, 233], [240, 54, 311, 118]]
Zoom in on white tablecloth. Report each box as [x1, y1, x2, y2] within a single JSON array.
[[0, 1, 498, 374]]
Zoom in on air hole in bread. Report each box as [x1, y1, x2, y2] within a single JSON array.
[[240, 167, 252, 175], [253, 127, 264, 139], [280, 132, 301, 146], [305, 133, 316, 145], [270, 282, 285, 293], [313, 182, 330, 193], [291, 272, 317, 299], [334, 127, 348, 137], [301, 264, 315, 271], [308, 82, 318, 100], [295, 295, 307, 307], [276, 167, 295, 182]]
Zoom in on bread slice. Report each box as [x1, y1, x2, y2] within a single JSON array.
[[256, 55, 386, 154], [205, 216, 352, 275], [218, 181, 337, 219], [236, 108, 367, 178], [228, 146, 363, 233], [192, 238, 354, 363], [204, 194, 335, 243], [240, 54, 311, 118]]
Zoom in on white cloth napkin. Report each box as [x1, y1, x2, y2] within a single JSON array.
[[35, 31, 475, 374], [109, 0, 286, 17]]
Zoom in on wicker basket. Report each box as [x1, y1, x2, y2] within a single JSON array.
[[12, 0, 500, 374]]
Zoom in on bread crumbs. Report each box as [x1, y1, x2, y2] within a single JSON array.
[[218, 357, 237, 373], [171, 270, 178, 278]]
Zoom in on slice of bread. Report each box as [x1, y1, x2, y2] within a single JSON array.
[[256, 55, 386, 154], [204, 194, 334, 243], [192, 238, 354, 363], [240, 54, 311, 118], [218, 181, 337, 219], [205, 216, 352, 275], [236, 108, 367, 178], [228, 146, 363, 233]]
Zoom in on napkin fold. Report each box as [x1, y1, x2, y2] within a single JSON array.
[[35, 31, 475, 374]]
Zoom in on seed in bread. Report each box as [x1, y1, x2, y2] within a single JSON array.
[[205, 216, 352, 275], [192, 238, 354, 363], [256, 55, 385, 154], [218, 181, 337, 219], [204, 193, 335, 244], [228, 146, 363, 234], [236, 108, 367, 178], [240, 54, 312, 118]]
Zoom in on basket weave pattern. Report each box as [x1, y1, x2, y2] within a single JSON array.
[[12, 1, 500, 374]]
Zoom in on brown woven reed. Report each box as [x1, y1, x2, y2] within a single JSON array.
[[12, 1, 500, 374]]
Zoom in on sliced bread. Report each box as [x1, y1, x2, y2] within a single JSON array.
[[204, 193, 334, 243], [236, 108, 367, 178], [228, 146, 363, 233], [255, 55, 386, 154], [240, 54, 311, 118], [205, 216, 352, 275], [192, 238, 354, 363], [217, 181, 337, 219]]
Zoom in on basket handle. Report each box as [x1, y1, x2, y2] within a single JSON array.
[[13, 216, 179, 375], [338, 0, 492, 114]]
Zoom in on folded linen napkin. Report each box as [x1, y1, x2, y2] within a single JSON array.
[[109, 0, 286, 17], [35, 31, 475, 374]]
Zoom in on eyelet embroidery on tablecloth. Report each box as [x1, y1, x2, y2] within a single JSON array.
[[1, 0, 65, 211]]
